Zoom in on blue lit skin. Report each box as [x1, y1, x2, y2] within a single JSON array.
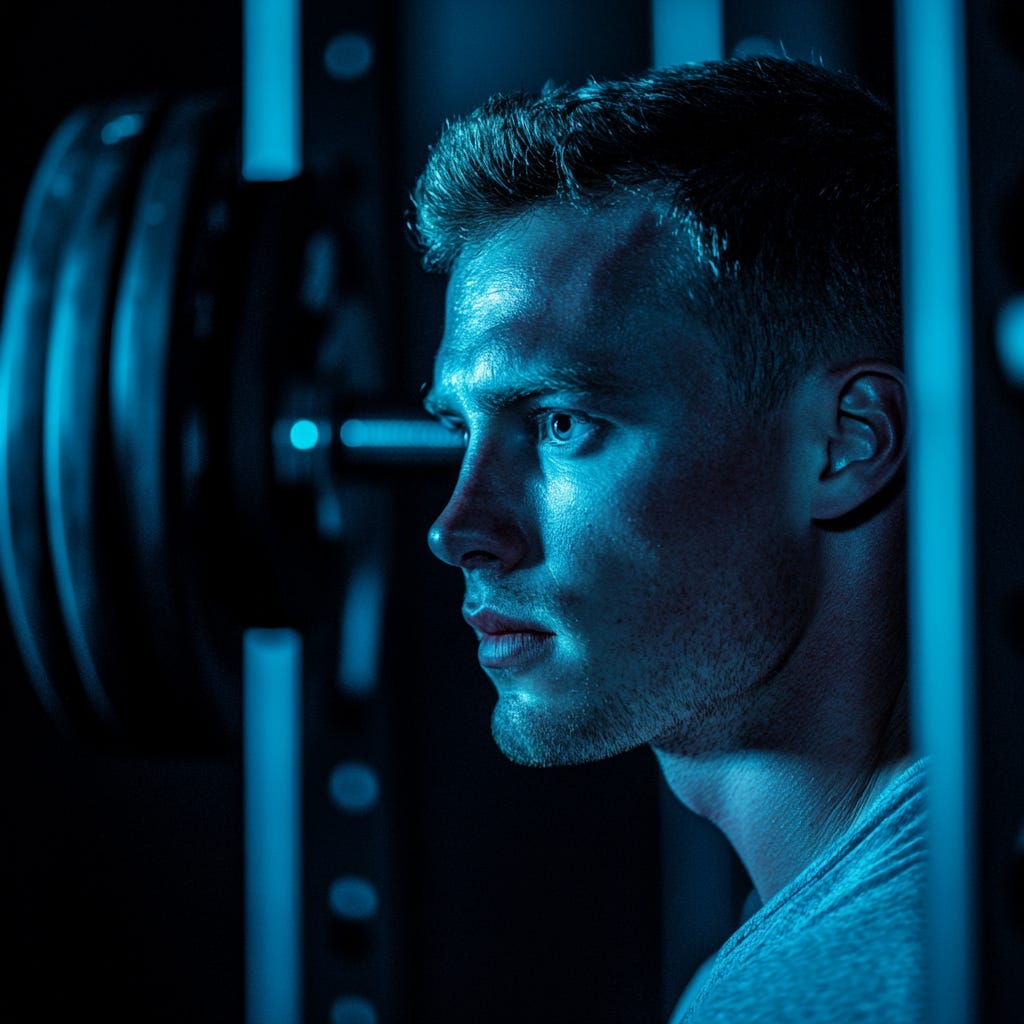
[[425, 199, 821, 769], [427, 199, 913, 902]]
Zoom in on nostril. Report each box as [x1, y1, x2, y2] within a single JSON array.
[[459, 549, 501, 571], [427, 507, 528, 572]]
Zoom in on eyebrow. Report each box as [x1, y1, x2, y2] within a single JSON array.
[[422, 363, 635, 419]]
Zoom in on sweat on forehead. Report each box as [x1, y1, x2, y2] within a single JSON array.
[[447, 197, 689, 328], [427, 195, 731, 425]]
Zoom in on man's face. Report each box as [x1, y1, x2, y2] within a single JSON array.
[[425, 199, 815, 767]]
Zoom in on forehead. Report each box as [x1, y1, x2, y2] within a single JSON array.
[[433, 198, 716, 401]]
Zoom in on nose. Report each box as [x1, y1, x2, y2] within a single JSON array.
[[427, 446, 529, 571]]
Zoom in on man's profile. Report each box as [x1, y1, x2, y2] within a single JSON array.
[[412, 57, 923, 1022]]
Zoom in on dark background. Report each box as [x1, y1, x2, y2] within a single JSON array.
[[0, 3, 895, 1022]]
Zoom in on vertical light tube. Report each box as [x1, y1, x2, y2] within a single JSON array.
[[896, 3, 975, 1023], [244, 0, 302, 180], [244, 629, 303, 1024], [651, 0, 723, 67]]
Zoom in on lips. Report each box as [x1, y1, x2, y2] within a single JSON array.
[[463, 608, 554, 669]]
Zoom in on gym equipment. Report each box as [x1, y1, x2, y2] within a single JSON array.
[[1, 4, 677, 1023], [0, 104, 107, 735], [900, 1, 1024, 1020], [0, 93, 460, 753], [0, 88, 459, 1022]]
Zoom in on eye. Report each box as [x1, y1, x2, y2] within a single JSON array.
[[536, 409, 594, 446], [547, 412, 576, 442]]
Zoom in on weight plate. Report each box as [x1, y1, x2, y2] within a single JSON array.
[[43, 97, 160, 732], [0, 107, 107, 732], [109, 95, 239, 742]]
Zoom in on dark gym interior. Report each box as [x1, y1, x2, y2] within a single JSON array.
[[2, 1, 1021, 1022]]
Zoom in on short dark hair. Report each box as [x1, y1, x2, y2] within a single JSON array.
[[410, 57, 901, 408]]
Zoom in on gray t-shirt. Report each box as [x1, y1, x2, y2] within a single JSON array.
[[672, 758, 927, 1023]]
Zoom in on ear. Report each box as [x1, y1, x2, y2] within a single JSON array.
[[809, 362, 908, 522]]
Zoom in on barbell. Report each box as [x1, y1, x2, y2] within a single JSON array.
[[0, 94, 459, 751]]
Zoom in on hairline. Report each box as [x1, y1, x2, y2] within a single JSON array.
[[441, 188, 789, 414]]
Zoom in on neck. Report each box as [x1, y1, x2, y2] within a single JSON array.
[[653, 519, 911, 902], [654, 741, 912, 901]]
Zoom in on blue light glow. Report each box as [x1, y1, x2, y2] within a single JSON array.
[[996, 295, 1024, 389], [324, 32, 375, 81], [339, 418, 465, 449], [897, 2, 975, 1021], [289, 418, 320, 451], [651, 0, 723, 67], [328, 876, 379, 923], [330, 996, 378, 1024], [340, 557, 386, 697], [243, 0, 301, 180], [100, 113, 144, 146], [329, 761, 380, 814], [244, 629, 302, 1024]]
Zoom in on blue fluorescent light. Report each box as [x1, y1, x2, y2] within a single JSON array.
[[329, 761, 380, 815], [651, 0, 723, 67], [330, 996, 378, 1024], [340, 557, 386, 697], [996, 295, 1024, 389], [323, 31, 375, 81], [244, 629, 302, 1024], [328, 876, 379, 923], [289, 418, 319, 451], [339, 418, 465, 449], [243, 0, 301, 180], [897, 3, 975, 1023]]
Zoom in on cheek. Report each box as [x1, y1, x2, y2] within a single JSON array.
[[537, 455, 694, 601], [539, 457, 659, 563], [538, 439, 802, 619]]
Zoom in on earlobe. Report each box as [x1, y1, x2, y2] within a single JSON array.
[[810, 364, 908, 523]]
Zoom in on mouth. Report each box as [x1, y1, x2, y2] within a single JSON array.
[[463, 608, 555, 670]]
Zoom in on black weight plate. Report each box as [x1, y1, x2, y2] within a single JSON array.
[[0, 107, 107, 732], [43, 98, 160, 731], [109, 95, 238, 741]]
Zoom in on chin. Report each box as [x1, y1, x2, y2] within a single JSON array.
[[490, 692, 646, 768]]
